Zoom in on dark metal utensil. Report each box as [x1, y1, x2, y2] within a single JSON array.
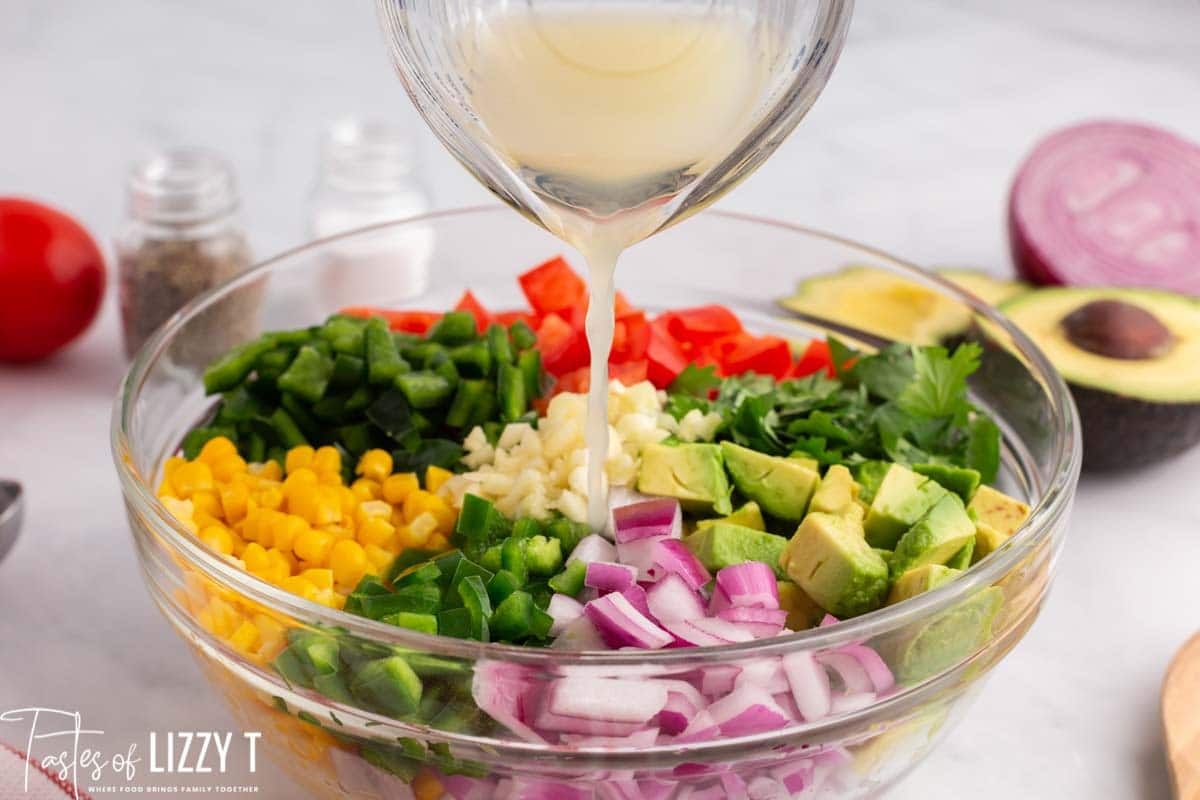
[[0, 480, 23, 563]]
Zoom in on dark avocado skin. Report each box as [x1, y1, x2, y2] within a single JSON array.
[[1069, 384, 1200, 471]]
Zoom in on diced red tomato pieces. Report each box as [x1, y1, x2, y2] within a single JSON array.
[[645, 322, 691, 388], [536, 312, 589, 375], [519, 256, 587, 316], [454, 290, 492, 332], [494, 310, 536, 327], [722, 335, 793, 380], [792, 339, 836, 378], [550, 360, 649, 397], [339, 306, 442, 334], [610, 311, 649, 363], [660, 305, 743, 345]]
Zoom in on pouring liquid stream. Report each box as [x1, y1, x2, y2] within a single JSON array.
[[458, 7, 770, 529]]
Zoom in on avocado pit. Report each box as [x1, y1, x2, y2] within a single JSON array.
[[1060, 299, 1174, 360]]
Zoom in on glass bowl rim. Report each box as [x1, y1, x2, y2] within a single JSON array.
[[112, 204, 1081, 668]]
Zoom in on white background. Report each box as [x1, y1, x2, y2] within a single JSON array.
[[2, 1, 1199, 797]]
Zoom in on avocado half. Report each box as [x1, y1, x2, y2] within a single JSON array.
[[781, 265, 1028, 346], [999, 287, 1200, 470]]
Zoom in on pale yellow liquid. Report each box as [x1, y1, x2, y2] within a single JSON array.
[[457, 7, 769, 528]]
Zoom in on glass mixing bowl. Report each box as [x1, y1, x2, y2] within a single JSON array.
[[113, 207, 1080, 799]]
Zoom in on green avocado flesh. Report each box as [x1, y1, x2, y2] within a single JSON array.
[[887, 563, 960, 605], [864, 464, 948, 549], [1000, 287, 1200, 403], [696, 501, 766, 532], [937, 268, 1029, 307], [890, 494, 976, 579], [685, 523, 788, 578], [886, 586, 1003, 684], [721, 441, 819, 522], [637, 442, 732, 515], [780, 512, 889, 617]]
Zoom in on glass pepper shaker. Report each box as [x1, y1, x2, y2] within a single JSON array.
[[307, 118, 433, 308], [116, 148, 252, 359]]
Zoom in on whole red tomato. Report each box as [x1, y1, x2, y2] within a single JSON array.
[[0, 198, 106, 362]]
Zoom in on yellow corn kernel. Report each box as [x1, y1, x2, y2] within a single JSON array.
[[294, 528, 334, 564], [212, 454, 248, 483], [292, 485, 342, 526], [228, 620, 261, 653], [253, 614, 285, 655], [413, 771, 442, 800], [419, 492, 456, 533], [198, 436, 238, 464], [357, 449, 393, 482], [301, 568, 334, 591], [281, 576, 319, 602], [357, 516, 396, 548], [257, 484, 284, 511], [163, 456, 187, 481], [228, 533, 247, 558], [400, 512, 436, 549], [189, 490, 221, 519], [162, 498, 198, 533], [321, 521, 355, 541], [312, 446, 342, 475], [329, 539, 368, 589], [253, 460, 284, 481], [200, 525, 235, 556], [219, 482, 250, 524], [381, 473, 419, 505], [316, 469, 343, 487], [171, 461, 213, 499], [427, 533, 450, 551], [285, 446, 316, 475], [272, 515, 307, 556], [356, 499, 393, 525], [193, 512, 225, 532], [364, 544, 394, 573], [350, 478, 380, 502], [424, 465, 453, 493], [403, 490, 448, 525], [242, 542, 270, 573]]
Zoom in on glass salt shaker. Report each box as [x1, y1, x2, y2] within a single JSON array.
[[306, 119, 433, 307], [116, 148, 252, 359]]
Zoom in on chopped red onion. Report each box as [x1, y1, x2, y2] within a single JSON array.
[[837, 644, 895, 693], [585, 561, 638, 593], [471, 661, 547, 743], [664, 616, 756, 648], [747, 775, 790, 800], [781, 651, 832, 722], [568, 534, 618, 565], [440, 774, 497, 800], [650, 539, 711, 589], [733, 657, 789, 695], [819, 613, 839, 627], [584, 592, 674, 649], [551, 615, 608, 651], [612, 497, 682, 543], [563, 728, 660, 750], [646, 573, 707, 624], [497, 778, 592, 800], [817, 651, 875, 695], [830, 691, 877, 715], [714, 562, 779, 610], [720, 771, 749, 797], [547, 593, 584, 637], [620, 584, 653, 619], [770, 762, 814, 794], [699, 664, 741, 697], [715, 606, 787, 638], [705, 685, 791, 736], [656, 691, 700, 735], [616, 538, 658, 579], [672, 710, 720, 743]]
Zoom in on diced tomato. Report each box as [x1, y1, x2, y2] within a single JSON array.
[[722, 335, 793, 379], [792, 339, 836, 378], [553, 366, 591, 395], [453, 290, 491, 332], [659, 305, 743, 345], [610, 310, 649, 363], [536, 312, 589, 375], [611, 359, 649, 385], [614, 291, 635, 316], [339, 306, 442, 334], [494, 310, 536, 327], [550, 360, 649, 396], [519, 256, 587, 316], [645, 325, 691, 388]]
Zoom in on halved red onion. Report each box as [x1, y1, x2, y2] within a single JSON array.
[[817, 651, 875, 695], [551, 615, 608, 651], [714, 562, 779, 610], [612, 497, 682, 543], [547, 593, 584, 637], [715, 607, 787, 638], [584, 592, 674, 650], [568, 534, 618, 565], [663, 617, 756, 648], [585, 561, 638, 593], [471, 661, 547, 743], [705, 685, 791, 736], [781, 651, 832, 722], [646, 573, 707, 624]]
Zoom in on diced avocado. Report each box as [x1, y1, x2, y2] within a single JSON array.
[[890, 494, 976, 579], [914, 463, 981, 502], [852, 460, 892, 505], [721, 441, 819, 522], [696, 501, 766, 532], [945, 538, 974, 570], [886, 587, 1003, 684], [972, 522, 1009, 563], [684, 523, 788, 578], [780, 512, 889, 618], [777, 581, 825, 630], [967, 485, 1030, 538], [887, 564, 960, 605], [809, 465, 863, 520], [872, 548, 894, 570], [788, 454, 821, 473], [637, 443, 733, 515], [863, 464, 947, 549]]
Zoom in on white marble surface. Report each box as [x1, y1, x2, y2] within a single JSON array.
[[2, 1, 1200, 797]]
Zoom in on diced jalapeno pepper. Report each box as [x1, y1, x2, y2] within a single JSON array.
[[277, 345, 333, 403]]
